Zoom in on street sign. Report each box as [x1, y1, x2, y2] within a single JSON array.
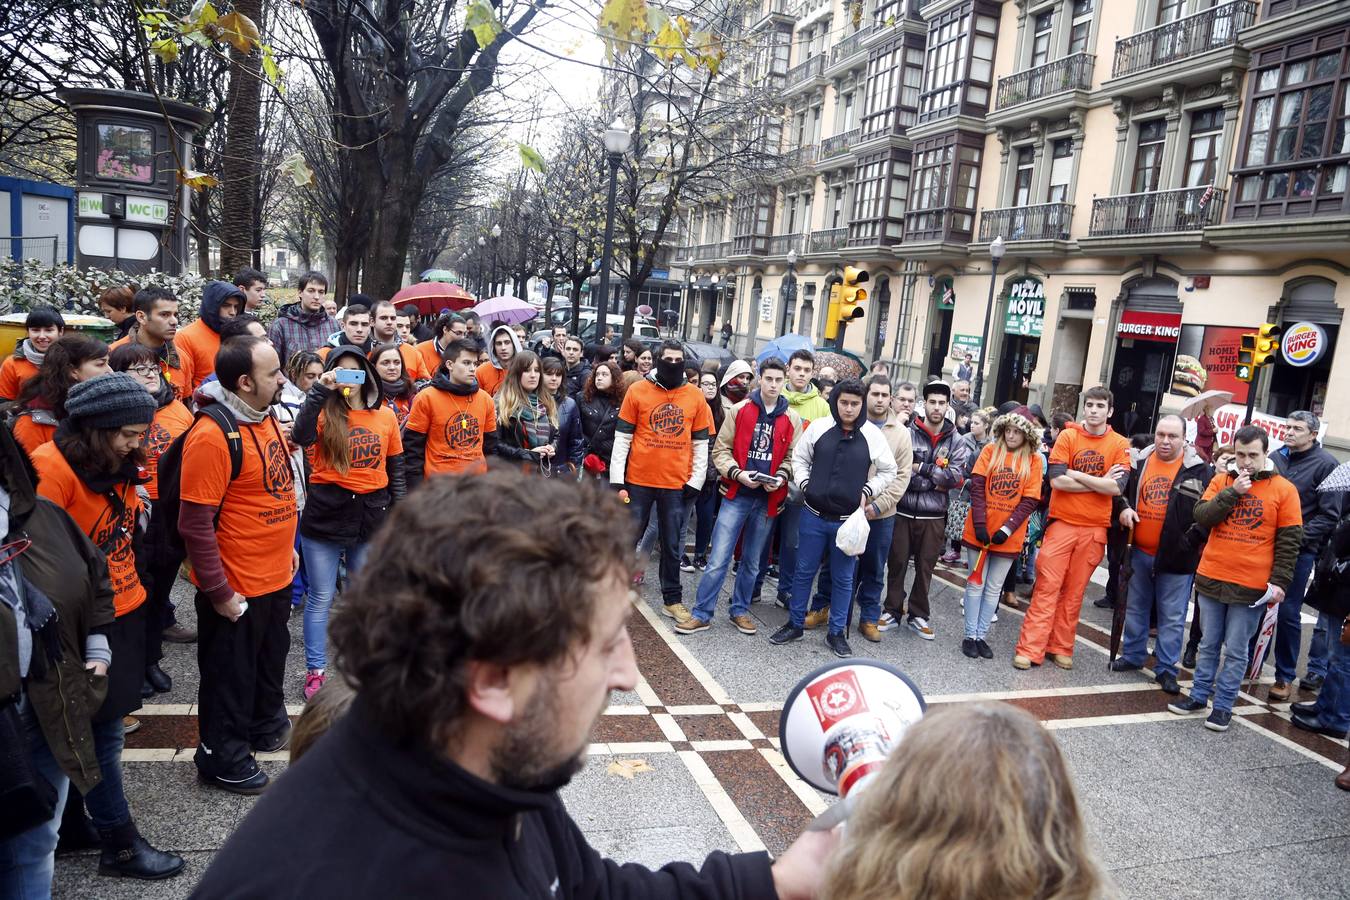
[[1004, 276, 1044, 337]]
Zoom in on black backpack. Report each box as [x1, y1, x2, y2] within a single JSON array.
[[155, 403, 244, 557]]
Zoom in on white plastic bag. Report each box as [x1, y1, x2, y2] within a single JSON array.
[[836, 508, 870, 557]]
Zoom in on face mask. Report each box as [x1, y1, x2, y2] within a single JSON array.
[[655, 358, 684, 388], [725, 381, 749, 401]]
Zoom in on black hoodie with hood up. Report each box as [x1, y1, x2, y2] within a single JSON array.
[[292, 345, 405, 544]]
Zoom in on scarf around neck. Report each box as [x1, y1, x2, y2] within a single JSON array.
[[197, 379, 270, 424], [20, 339, 44, 367]]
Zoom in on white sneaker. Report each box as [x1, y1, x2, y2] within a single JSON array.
[[908, 616, 935, 640], [991, 611, 998, 624], [877, 612, 900, 632]]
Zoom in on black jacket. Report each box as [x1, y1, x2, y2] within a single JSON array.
[[1116, 445, 1213, 574], [578, 394, 619, 464], [1273, 442, 1341, 555], [495, 396, 562, 469], [191, 699, 775, 899], [897, 415, 970, 518], [565, 361, 593, 399]]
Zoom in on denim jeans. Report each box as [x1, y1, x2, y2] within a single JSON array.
[[855, 516, 897, 625], [301, 536, 369, 671], [1191, 595, 1265, 713], [690, 485, 719, 558], [82, 716, 129, 829], [963, 548, 1014, 640], [788, 509, 855, 632], [692, 492, 773, 621], [290, 529, 308, 607], [0, 694, 69, 899], [1311, 616, 1348, 731], [1120, 549, 1194, 678], [1307, 614, 1334, 679], [1271, 550, 1317, 684], [629, 485, 688, 605], [761, 499, 803, 599]]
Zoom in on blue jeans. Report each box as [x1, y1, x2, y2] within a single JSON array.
[[0, 694, 69, 899], [1311, 616, 1348, 731], [82, 716, 129, 829], [963, 548, 1014, 640], [301, 536, 369, 671], [1120, 549, 1194, 678], [692, 492, 772, 621], [629, 485, 688, 605], [855, 516, 897, 625], [1307, 614, 1333, 679], [691, 486, 719, 558], [290, 529, 308, 606], [761, 499, 803, 599], [1271, 550, 1317, 684], [788, 510, 855, 632], [1191, 595, 1265, 713]]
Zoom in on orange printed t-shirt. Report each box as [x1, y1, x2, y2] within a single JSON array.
[[963, 443, 1043, 554], [32, 443, 146, 616], [0, 355, 37, 400], [173, 318, 219, 390], [416, 340, 445, 380], [11, 413, 55, 456], [406, 386, 497, 475], [143, 400, 194, 500], [617, 380, 714, 490], [1047, 424, 1131, 529], [1132, 453, 1184, 555], [180, 416, 298, 597], [475, 362, 507, 396], [398, 343, 431, 382], [1196, 472, 1302, 591], [308, 406, 403, 492]]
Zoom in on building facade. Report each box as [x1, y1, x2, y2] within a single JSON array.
[[676, 0, 1350, 453]]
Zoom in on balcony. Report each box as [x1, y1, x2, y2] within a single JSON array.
[[751, 0, 796, 30], [768, 233, 804, 256], [977, 204, 1074, 252], [1081, 186, 1225, 251], [782, 143, 819, 169], [1111, 1, 1255, 79], [807, 227, 847, 253], [784, 55, 825, 93], [828, 26, 873, 68], [818, 128, 861, 163], [730, 235, 769, 257], [995, 53, 1093, 111]]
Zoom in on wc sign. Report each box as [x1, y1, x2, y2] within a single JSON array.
[[1004, 277, 1045, 338]]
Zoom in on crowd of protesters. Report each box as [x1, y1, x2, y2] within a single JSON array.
[[2, 266, 1348, 897]]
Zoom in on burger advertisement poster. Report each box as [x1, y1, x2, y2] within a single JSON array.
[[1172, 325, 1253, 404]]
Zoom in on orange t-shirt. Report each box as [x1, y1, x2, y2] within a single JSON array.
[[475, 362, 507, 396], [406, 386, 497, 475], [1047, 424, 1131, 529], [1196, 471, 1303, 591], [398, 343, 430, 382], [0, 355, 37, 400], [416, 340, 445, 380], [31, 443, 146, 616], [109, 335, 191, 399], [308, 406, 403, 492], [173, 318, 219, 390], [11, 413, 55, 456], [963, 444, 1043, 554], [143, 400, 194, 500], [180, 416, 298, 597], [1132, 453, 1184, 555], [617, 379, 715, 490]]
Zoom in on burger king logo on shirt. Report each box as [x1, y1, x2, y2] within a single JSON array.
[[1280, 322, 1327, 368]]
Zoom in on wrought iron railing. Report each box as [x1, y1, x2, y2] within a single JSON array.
[[783, 143, 819, 168], [979, 203, 1074, 242], [1088, 186, 1225, 236], [830, 26, 873, 65], [819, 128, 861, 161], [996, 53, 1094, 109], [1112, 0, 1255, 78], [808, 227, 848, 253], [785, 54, 825, 88], [768, 233, 804, 255]]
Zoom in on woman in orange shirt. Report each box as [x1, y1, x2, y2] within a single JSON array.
[[110, 342, 195, 693], [292, 346, 405, 700], [961, 406, 1044, 660], [8, 334, 110, 456], [29, 372, 185, 880], [369, 342, 416, 428]]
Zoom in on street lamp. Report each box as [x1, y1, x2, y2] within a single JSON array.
[[595, 117, 632, 341], [783, 248, 798, 335], [476, 235, 486, 299], [489, 223, 502, 298], [682, 273, 697, 340], [975, 235, 1006, 407]]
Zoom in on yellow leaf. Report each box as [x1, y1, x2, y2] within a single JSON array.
[[518, 143, 546, 174], [651, 18, 684, 66], [216, 10, 260, 54], [186, 0, 218, 29], [597, 0, 647, 60], [261, 44, 282, 88], [277, 152, 315, 187], [178, 168, 218, 190], [465, 0, 502, 49], [606, 758, 653, 780], [150, 37, 180, 63]]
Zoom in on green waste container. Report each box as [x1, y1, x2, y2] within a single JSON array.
[[0, 312, 116, 358]]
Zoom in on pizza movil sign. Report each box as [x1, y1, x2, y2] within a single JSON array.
[[1280, 321, 1328, 367]]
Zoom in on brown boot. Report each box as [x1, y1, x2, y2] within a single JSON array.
[[1337, 751, 1350, 792], [1001, 591, 1020, 610]]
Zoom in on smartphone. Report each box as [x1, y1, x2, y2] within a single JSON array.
[[335, 368, 366, 385], [749, 471, 779, 486]]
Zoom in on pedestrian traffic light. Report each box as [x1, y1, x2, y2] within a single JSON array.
[[824, 266, 869, 342], [1236, 332, 1256, 382], [1253, 323, 1280, 368]]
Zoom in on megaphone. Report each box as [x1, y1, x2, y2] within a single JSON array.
[[780, 660, 926, 830]]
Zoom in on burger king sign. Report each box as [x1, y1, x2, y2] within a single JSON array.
[[1281, 322, 1328, 368]]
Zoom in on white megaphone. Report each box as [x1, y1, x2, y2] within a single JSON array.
[[779, 660, 926, 831]]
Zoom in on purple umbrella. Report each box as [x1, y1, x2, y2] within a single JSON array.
[[472, 295, 538, 327]]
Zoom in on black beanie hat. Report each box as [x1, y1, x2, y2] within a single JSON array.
[[64, 373, 157, 430]]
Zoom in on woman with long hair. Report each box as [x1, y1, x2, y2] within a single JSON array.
[[369, 342, 417, 428], [275, 350, 322, 609], [824, 702, 1105, 900], [578, 361, 622, 478], [540, 356, 583, 476], [8, 335, 110, 455], [108, 343, 195, 694], [292, 346, 405, 700], [960, 406, 1043, 659], [620, 339, 644, 372], [493, 351, 559, 471], [681, 371, 725, 571], [28, 373, 185, 880]]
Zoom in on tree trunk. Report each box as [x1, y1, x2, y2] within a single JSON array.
[[218, 0, 264, 277], [570, 278, 585, 336], [193, 192, 212, 276]]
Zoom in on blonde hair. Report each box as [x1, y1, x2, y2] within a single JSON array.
[[824, 702, 1108, 900], [989, 418, 1037, 480], [495, 350, 557, 427], [291, 676, 356, 763]]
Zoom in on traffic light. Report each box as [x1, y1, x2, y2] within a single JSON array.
[[1253, 323, 1280, 368], [824, 266, 869, 342], [1236, 332, 1256, 382]]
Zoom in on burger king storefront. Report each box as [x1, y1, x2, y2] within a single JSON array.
[[1265, 280, 1339, 422], [1108, 277, 1184, 437]]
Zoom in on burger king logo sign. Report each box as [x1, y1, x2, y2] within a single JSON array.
[[1281, 322, 1328, 368]]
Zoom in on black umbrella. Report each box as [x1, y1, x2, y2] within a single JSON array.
[[1108, 529, 1134, 666]]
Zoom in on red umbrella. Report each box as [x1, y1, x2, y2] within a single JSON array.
[[390, 282, 475, 316]]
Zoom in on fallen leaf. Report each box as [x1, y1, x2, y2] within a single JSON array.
[[606, 758, 653, 780]]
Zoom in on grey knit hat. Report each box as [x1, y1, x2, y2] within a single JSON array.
[[64, 373, 157, 430]]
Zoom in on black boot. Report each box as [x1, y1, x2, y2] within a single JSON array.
[[55, 798, 100, 855], [145, 664, 172, 693], [97, 821, 186, 880]]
